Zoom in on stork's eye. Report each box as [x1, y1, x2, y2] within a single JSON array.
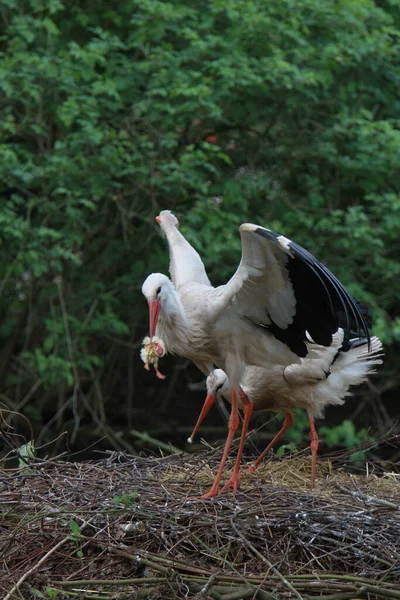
[[156, 286, 162, 296], [216, 383, 223, 393]]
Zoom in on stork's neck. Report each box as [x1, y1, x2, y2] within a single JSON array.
[[161, 222, 211, 288], [156, 280, 191, 351]]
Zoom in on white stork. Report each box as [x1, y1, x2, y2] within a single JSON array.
[[188, 333, 383, 488], [141, 210, 371, 497]]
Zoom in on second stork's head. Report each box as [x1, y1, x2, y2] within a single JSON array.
[[141, 273, 171, 337], [188, 369, 230, 444], [206, 369, 230, 401]]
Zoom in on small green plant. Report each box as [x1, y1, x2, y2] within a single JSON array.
[[275, 442, 298, 457], [112, 492, 138, 507], [68, 519, 82, 540], [18, 440, 36, 473], [68, 519, 84, 558], [319, 420, 373, 449], [44, 588, 61, 600], [273, 411, 373, 460]]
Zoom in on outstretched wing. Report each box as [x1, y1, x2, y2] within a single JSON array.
[[212, 223, 370, 358]]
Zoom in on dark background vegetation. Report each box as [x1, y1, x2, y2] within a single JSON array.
[[0, 0, 399, 461]]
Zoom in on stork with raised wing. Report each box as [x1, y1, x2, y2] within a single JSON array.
[[141, 210, 371, 497], [188, 333, 383, 488]]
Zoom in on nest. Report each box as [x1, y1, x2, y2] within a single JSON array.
[[1, 445, 400, 600]]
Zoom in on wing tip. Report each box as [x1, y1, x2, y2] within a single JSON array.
[[240, 223, 260, 233]]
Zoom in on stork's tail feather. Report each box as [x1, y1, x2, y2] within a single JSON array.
[[285, 331, 383, 411], [315, 335, 383, 407], [302, 334, 383, 419], [305, 328, 344, 360], [284, 328, 344, 385], [332, 335, 384, 383], [348, 335, 383, 355]]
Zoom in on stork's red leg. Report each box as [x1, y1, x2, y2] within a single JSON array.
[[247, 411, 293, 473], [308, 416, 319, 489], [200, 389, 239, 499], [220, 389, 253, 493], [187, 393, 216, 443]]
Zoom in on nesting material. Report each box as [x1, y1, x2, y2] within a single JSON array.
[[1, 446, 400, 599], [140, 335, 166, 379]]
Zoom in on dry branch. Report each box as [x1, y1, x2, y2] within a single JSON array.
[[1, 447, 400, 599]]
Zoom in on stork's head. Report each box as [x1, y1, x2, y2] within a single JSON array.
[[187, 369, 230, 444], [206, 369, 229, 399], [155, 210, 180, 230], [141, 273, 170, 337]]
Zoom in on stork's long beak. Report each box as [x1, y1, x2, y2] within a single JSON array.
[[187, 393, 217, 443], [149, 299, 161, 337], [155, 216, 161, 224]]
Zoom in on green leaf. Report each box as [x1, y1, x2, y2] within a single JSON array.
[[69, 519, 81, 539], [275, 442, 298, 457], [18, 441, 36, 468], [112, 492, 138, 507]]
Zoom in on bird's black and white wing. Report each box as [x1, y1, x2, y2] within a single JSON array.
[[212, 223, 370, 358]]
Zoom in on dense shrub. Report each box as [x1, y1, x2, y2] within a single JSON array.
[[0, 0, 399, 453]]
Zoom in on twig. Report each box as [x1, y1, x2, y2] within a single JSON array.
[[56, 577, 169, 586], [4, 517, 94, 600], [129, 429, 183, 454], [42, 589, 112, 600], [230, 512, 305, 600], [193, 573, 217, 598], [4, 536, 71, 600], [335, 484, 400, 510], [360, 585, 400, 599], [220, 588, 257, 600], [109, 550, 171, 575], [314, 594, 361, 600]]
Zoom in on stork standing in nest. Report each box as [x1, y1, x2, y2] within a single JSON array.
[[142, 210, 372, 497], [188, 332, 383, 488]]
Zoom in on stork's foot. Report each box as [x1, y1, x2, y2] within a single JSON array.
[[220, 472, 241, 494], [200, 483, 222, 499], [186, 484, 221, 501], [246, 464, 255, 474]]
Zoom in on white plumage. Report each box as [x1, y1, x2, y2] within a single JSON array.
[[142, 210, 377, 497], [189, 334, 383, 487]]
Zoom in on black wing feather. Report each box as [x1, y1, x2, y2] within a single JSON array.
[[254, 228, 371, 357]]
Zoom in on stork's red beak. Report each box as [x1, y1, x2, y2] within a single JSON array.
[[155, 216, 161, 224], [149, 299, 161, 337], [187, 393, 217, 443]]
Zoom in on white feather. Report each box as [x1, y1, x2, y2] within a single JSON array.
[[207, 333, 383, 420]]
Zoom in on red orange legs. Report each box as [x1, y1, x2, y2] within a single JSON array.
[[201, 389, 240, 499], [308, 416, 319, 489], [247, 411, 293, 473], [220, 389, 253, 493]]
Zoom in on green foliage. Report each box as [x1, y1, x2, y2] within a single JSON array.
[[274, 411, 373, 454], [0, 0, 398, 449], [320, 419, 373, 449], [112, 492, 138, 507], [43, 588, 61, 600], [18, 440, 36, 471], [68, 519, 84, 558], [275, 442, 298, 457], [68, 519, 82, 540]]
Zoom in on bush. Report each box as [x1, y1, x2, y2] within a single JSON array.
[[0, 0, 398, 453]]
